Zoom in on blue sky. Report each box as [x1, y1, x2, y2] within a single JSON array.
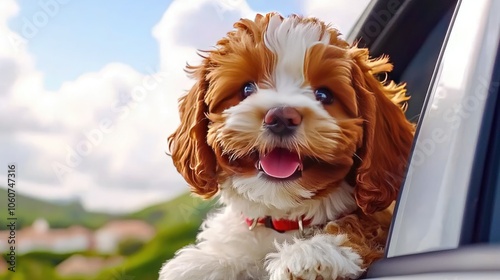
[[0, 0, 368, 213], [8, 0, 173, 90], [8, 0, 303, 90]]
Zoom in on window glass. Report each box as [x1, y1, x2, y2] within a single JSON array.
[[489, 174, 500, 242], [485, 71, 500, 243], [400, 8, 453, 121]]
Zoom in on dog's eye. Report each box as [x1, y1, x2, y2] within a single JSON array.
[[241, 82, 257, 99], [314, 88, 334, 105]]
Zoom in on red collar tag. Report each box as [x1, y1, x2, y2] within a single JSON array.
[[245, 216, 312, 233]]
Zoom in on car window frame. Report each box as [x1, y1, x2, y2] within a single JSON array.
[[386, 0, 500, 257]]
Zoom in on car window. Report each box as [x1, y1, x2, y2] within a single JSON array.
[[348, 0, 458, 122], [472, 54, 500, 244], [387, 0, 500, 257], [366, 45, 500, 276], [400, 7, 454, 122]]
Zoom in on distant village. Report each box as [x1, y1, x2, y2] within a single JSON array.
[[0, 218, 156, 277]]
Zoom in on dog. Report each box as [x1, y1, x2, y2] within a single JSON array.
[[159, 13, 414, 280]]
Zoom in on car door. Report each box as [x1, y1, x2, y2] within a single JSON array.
[[349, 0, 500, 278]]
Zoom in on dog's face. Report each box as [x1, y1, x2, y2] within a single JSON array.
[[169, 13, 414, 214]]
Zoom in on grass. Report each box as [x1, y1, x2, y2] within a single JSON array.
[[0, 251, 104, 280]]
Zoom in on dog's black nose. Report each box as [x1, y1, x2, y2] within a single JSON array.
[[264, 107, 302, 136]]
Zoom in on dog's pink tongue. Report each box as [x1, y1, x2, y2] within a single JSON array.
[[260, 148, 300, 179]]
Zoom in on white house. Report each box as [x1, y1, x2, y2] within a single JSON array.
[[94, 219, 155, 253]]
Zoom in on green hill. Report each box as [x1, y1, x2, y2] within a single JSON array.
[[128, 192, 217, 230], [0, 188, 114, 230]]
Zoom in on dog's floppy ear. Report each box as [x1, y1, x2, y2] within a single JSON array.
[[350, 47, 415, 214], [168, 62, 218, 198]]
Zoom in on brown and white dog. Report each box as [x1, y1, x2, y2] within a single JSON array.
[[159, 13, 414, 280]]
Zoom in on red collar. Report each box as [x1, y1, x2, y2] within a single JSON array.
[[245, 216, 312, 233]]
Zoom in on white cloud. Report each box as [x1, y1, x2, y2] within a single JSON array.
[[0, 1, 189, 213], [0, 0, 20, 55], [153, 0, 256, 83], [301, 0, 370, 35]]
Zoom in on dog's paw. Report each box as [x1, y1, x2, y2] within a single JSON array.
[[265, 234, 364, 280]]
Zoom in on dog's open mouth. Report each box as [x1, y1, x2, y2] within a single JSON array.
[[257, 148, 303, 180]]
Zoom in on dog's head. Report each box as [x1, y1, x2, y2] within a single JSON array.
[[168, 13, 414, 214]]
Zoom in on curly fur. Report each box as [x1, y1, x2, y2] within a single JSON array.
[[161, 13, 414, 280]]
